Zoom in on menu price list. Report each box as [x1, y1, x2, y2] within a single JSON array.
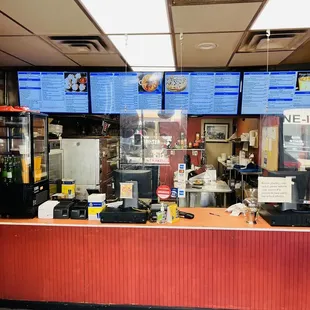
[[90, 72, 163, 114], [164, 72, 240, 115], [17, 71, 89, 113], [242, 71, 310, 115]]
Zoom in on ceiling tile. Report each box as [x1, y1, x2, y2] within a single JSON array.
[[172, 2, 262, 33], [175, 32, 243, 67], [0, 51, 31, 66], [0, 0, 100, 35], [281, 40, 310, 64], [0, 13, 31, 35], [69, 54, 125, 66], [0, 36, 76, 66], [229, 51, 293, 67]]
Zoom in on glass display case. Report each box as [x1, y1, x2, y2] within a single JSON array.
[[0, 111, 49, 217]]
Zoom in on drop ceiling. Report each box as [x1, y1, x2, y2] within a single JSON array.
[[0, 0, 310, 68]]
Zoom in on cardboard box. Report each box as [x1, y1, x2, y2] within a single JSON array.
[[88, 194, 106, 220]]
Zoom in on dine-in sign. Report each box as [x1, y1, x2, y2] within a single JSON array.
[[156, 185, 171, 199], [284, 109, 310, 125]]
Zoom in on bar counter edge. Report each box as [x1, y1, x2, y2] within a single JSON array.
[[1, 208, 310, 310]]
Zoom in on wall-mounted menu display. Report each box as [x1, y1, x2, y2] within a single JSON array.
[[164, 72, 240, 115], [18, 72, 89, 113], [90, 72, 163, 114], [242, 71, 310, 115]]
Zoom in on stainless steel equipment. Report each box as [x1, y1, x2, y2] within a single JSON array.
[[62, 137, 119, 200]]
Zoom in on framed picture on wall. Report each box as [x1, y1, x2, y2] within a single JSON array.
[[204, 123, 229, 143]]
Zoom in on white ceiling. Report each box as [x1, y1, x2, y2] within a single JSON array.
[[0, 0, 100, 35], [0, 0, 310, 68], [175, 32, 243, 67], [172, 2, 262, 33]]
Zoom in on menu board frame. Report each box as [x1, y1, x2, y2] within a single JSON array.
[[17, 70, 91, 114], [163, 71, 242, 116], [241, 70, 310, 116]]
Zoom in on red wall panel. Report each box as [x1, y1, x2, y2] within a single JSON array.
[[1, 225, 310, 310]]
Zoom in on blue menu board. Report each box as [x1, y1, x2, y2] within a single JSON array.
[[90, 72, 163, 114], [164, 72, 240, 115], [18, 71, 89, 113], [242, 71, 310, 114]]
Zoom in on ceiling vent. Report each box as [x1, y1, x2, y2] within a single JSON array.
[[48, 36, 110, 54], [171, 0, 261, 5], [238, 30, 310, 52]]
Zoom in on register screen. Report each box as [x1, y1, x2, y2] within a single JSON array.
[[18, 71, 89, 113]]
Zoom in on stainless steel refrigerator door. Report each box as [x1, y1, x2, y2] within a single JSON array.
[[62, 139, 100, 186]]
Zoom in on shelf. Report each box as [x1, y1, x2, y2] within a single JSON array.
[[167, 149, 205, 151], [0, 153, 24, 156], [0, 136, 23, 139], [228, 139, 242, 144], [0, 123, 26, 128]]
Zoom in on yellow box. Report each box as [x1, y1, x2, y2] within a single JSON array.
[[88, 206, 106, 220], [62, 179, 76, 199], [34, 169, 42, 182], [166, 204, 180, 223], [34, 156, 42, 171]]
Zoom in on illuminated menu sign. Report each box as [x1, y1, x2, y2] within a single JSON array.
[[164, 72, 240, 115], [242, 71, 310, 114], [18, 71, 89, 113], [90, 72, 163, 114]]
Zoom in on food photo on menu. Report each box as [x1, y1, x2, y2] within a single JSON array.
[[165, 75, 188, 92], [64, 72, 87, 92], [296, 72, 310, 91], [138, 73, 163, 93]]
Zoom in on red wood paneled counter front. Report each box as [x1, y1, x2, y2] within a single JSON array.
[[0, 208, 310, 310]]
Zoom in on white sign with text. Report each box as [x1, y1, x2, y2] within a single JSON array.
[[258, 177, 293, 203]]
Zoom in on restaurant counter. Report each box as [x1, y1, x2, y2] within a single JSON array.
[[0, 208, 309, 310]]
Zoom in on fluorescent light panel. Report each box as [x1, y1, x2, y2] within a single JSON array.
[[251, 0, 310, 30], [132, 67, 176, 72], [109, 35, 175, 68], [80, 0, 170, 34]]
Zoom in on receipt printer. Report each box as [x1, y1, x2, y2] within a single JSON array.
[[70, 201, 88, 220], [53, 201, 75, 219], [38, 200, 60, 219]]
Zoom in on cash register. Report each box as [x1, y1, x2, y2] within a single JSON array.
[[99, 169, 153, 224], [260, 170, 310, 226]]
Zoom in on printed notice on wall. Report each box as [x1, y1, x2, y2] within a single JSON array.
[[258, 177, 293, 203]]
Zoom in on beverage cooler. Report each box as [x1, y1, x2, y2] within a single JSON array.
[[0, 111, 49, 218]]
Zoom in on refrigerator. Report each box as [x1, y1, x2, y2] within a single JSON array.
[[62, 138, 100, 200]]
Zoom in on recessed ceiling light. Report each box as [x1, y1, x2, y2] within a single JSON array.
[[195, 42, 218, 50], [80, 0, 170, 34], [251, 0, 310, 30], [109, 35, 175, 68]]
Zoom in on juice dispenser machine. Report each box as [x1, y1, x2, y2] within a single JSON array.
[[0, 111, 49, 217]]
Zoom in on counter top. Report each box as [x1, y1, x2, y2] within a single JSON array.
[[186, 181, 231, 193], [1, 208, 310, 232]]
